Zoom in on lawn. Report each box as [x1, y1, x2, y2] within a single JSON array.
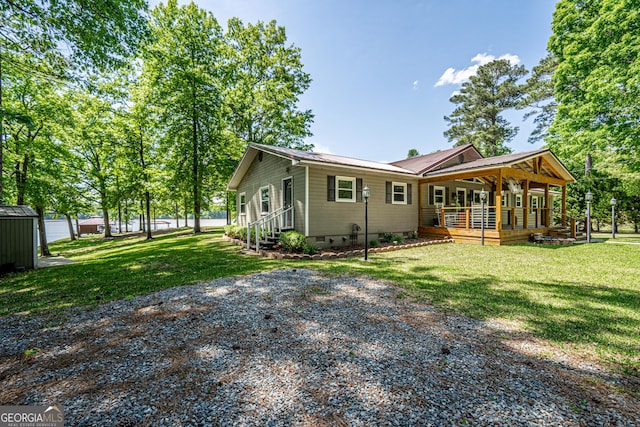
[[1, 227, 638, 378]]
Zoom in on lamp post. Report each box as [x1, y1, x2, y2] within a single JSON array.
[[363, 185, 370, 260], [610, 197, 616, 239], [585, 191, 592, 243], [480, 188, 487, 246]]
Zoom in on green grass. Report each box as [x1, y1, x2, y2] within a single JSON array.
[[1, 227, 638, 379]]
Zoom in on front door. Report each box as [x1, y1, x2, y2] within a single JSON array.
[[282, 177, 293, 229]]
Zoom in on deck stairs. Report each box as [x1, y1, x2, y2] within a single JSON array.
[[548, 226, 586, 242], [247, 206, 294, 252]]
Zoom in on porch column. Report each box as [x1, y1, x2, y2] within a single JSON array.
[[544, 183, 550, 227], [496, 169, 503, 231], [561, 185, 567, 227], [523, 180, 529, 229]]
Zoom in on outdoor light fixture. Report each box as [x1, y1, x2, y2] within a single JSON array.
[[480, 188, 487, 246], [611, 197, 616, 239], [363, 185, 370, 261], [585, 191, 592, 243]]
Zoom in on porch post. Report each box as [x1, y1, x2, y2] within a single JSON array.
[[523, 180, 529, 230], [496, 169, 503, 232], [544, 183, 550, 227], [561, 185, 567, 227]]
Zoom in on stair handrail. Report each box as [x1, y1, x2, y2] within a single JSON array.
[[247, 205, 294, 252]]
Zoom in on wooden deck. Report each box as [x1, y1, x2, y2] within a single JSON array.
[[419, 226, 553, 245]]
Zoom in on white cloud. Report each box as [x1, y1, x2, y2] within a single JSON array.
[[412, 80, 419, 90], [311, 142, 333, 154], [434, 53, 521, 87]]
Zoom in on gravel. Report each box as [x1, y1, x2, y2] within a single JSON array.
[[1, 268, 638, 426]]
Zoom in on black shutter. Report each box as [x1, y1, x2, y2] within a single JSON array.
[[327, 176, 335, 201], [489, 191, 494, 206], [356, 178, 363, 202], [407, 183, 412, 204], [429, 185, 434, 205], [445, 187, 450, 206], [386, 181, 392, 204]]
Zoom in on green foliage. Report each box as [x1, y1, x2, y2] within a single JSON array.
[[303, 243, 318, 255], [382, 233, 404, 244], [549, 0, 640, 173], [224, 225, 248, 240], [518, 54, 557, 144], [279, 230, 307, 253], [369, 239, 379, 248], [407, 148, 420, 158], [444, 59, 527, 157], [409, 230, 418, 240]]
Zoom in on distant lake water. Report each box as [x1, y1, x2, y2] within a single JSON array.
[[38, 218, 228, 246]]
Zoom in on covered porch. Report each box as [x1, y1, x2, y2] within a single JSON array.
[[417, 150, 576, 245]]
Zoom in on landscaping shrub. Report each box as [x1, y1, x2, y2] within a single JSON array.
[[382, 232, 394, 243], [279, 231, 307, 252], [224, 225, 248, 240], [392, 234, 404, 244], [410, 230, 418, 240], [369, 239, 379, 247], [303, 243, 318, 255]]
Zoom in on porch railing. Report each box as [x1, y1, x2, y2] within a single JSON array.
[[421, 206, 564, 230], [247, 205, 294, 252]]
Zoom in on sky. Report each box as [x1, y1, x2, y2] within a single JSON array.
[[151, 0, 559, 163]]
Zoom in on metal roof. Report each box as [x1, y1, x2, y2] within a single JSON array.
[[0, 205, 38, 218]]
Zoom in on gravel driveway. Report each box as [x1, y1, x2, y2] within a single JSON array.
[[1, 269, 638, 426]]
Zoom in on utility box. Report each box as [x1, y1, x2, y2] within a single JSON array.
[[0, 205, 39, 272]]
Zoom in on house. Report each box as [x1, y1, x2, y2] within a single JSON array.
[[0, 205, 38, 272], [226, 143, 576, 247]]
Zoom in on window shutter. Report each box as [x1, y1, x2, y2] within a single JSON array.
[[407, 183, 412, 204], [327, 176, 335, 201], [429, 185, 434, 205], [489, 191, 494, 206], [445, 188, 450, 206], [356, 178, 363, 202], [385, 181, 392, 204]]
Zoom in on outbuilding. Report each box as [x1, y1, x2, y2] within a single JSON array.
[[0, 205, 39, 273]]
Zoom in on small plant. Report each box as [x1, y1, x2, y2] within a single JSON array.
[[391, 234, 404, 244], [224, 225, 248, 240], [279, 231, 307, 253], [24, 348, 39, 357], [369, 239, 379, 247], [382, 232, 394, 243], [410, 230, 418, 239], [303, 243, 317, 255]]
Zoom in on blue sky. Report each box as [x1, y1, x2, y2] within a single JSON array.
[[154, 0, 558, 162]]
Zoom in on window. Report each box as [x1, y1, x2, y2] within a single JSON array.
[[239, 192, 246, 215], [434, 186, 445, 205], [473, 190, 482, 205], [392, 182, 407, 204], [502, 192, 509, 207], [336, 176, 356, 202], [515, 194, 523, 208], [456, 188, 466, 207], [260, 186, 270, 214], [530, 196, 538, 213]]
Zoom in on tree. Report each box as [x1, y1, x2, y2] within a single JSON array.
[[519, 54, 557, 144], [143, 0, 227, 233], [407, 149, 420, 158], [0, 0, 149, 203], [225, 18, 314, 150], [548, 0, 640, 173], [444, 59, 527, 157]]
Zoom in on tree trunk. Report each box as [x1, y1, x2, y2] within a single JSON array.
[[65, 213, 76, 241], [0, 47, 4, 205], [36, 205, 51, 256], [16, 153, 28, 205], [145, 191, 152, 240], [118, 199, 122, 233], [175, 202, 179, 228], [125, 202, 129, 232], [75, 215, 80, 238], [184, 196, 188, 227], [102, 203, 112, 238], [139, 200, 144, 231]]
